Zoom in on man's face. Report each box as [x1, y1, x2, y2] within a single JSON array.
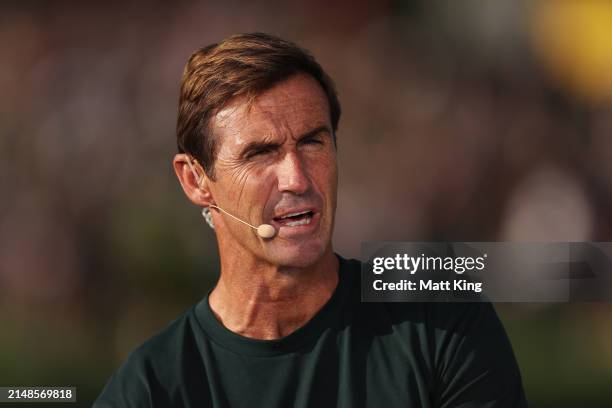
[[207, 73, 338, 267]]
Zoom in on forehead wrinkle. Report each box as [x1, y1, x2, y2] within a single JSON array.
[[215, 107, 280, 158], [252, 88, 319, 139], [259, 98, 326, 143], [262, 99, 328, 140], [212, 99, 257, 159], [212, 76, 331, 164], [259, 109, 295, 143]]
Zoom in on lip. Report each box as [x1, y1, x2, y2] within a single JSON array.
[[272, 207, 318, 220], [269, 208, 320, 237]]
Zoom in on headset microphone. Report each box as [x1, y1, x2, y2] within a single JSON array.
[[206, 205, 276, 239], [186, 155, 276, 239]]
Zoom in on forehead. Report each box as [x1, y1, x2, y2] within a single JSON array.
[[211, 73, 331, 150]]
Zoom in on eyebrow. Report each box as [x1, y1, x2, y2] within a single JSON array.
[[239, 124, 332, 159]]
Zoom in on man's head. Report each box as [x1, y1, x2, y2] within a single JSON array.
[[173, 33, 342, 268], [176, 32, 341, 180]]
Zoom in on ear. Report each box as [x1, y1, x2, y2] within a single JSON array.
[[172, 154, 214, 207]]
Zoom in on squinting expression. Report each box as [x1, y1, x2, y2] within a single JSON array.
[[207, 73, 338, 267]]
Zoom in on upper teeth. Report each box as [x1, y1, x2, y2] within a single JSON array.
[[279, 210, 310, 219]]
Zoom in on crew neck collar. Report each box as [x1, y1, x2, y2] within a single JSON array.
[[193, 254, 354, 357]]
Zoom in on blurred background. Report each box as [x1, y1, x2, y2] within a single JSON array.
[[1, 0, 612, 406]]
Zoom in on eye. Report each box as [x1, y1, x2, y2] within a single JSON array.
[[246, 147, 273, 159], [300, 136, 324, 147]]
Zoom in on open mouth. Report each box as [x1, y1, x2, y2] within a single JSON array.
[[273, 210, 315, 227]]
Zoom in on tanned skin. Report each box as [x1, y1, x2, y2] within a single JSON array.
[[173, 73, 340, 340]]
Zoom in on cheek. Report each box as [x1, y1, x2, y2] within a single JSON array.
[[225, 166, 276, 206], [213, 164, 253, 206], [309, 154, 337, 188], [304, 156, 338, 215]]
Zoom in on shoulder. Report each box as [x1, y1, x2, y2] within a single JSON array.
[[338, 254, 505, 335], [381, 301, 525, 406], [339, 254, 515, 363], [93, 307, 200, 408], [126, 307, 199, 371], [341, 256, 526, 405]]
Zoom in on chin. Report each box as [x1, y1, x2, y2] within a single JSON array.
[[266, 239, 330, 268]]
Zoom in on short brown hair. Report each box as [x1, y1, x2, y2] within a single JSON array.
[[176, 32, 341, 180]]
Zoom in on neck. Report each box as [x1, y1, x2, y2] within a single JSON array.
[[208, 246, 339, 340]]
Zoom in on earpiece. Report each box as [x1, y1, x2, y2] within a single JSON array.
[[184, 155, 276, 239]]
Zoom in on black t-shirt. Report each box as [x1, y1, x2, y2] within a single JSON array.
[[94, 256, 527, 407]]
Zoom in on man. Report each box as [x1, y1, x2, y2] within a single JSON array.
[[95, 32, 527, 407]]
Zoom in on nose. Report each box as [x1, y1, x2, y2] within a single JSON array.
[[276, 151, 310, 195]]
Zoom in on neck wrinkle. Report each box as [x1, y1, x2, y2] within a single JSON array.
[[209, 248, 339, 340]]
